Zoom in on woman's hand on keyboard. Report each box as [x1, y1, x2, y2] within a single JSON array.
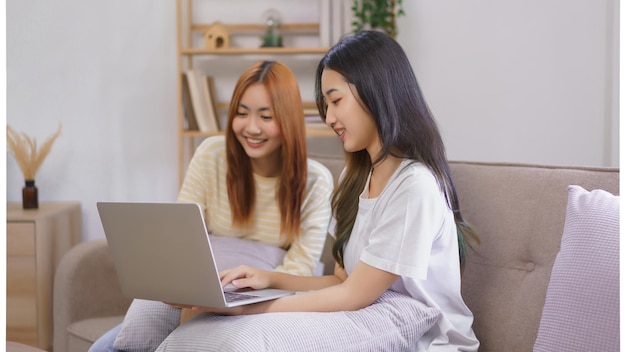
[[220, 265, 271, 290]]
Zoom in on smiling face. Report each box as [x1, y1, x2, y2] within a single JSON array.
[[231, 83, 283, 176], [320, 69, 380, 158]]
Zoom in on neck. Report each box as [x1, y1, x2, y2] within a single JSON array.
[[368, 156, 403, 198], [251, 157, 280, 178]]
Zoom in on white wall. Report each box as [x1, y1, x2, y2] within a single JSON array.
[[6, 0, 619, 242], [6, 0, 180, 241], [397, 0, 619, 167]]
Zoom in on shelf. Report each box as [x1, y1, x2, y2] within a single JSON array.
[[191, 23, 321, 33], [304, 125, 336, 137], [215, 102, 320, 116], [181, 124, 336, 138], [180, 47, 329, 55], [181, 130, 223, 138]]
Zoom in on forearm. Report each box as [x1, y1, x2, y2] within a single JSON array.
[[271, 284, 359, 312], [268, 271, 342, 292], [252, 263, 395, 314], [243, 282, 368, 315]]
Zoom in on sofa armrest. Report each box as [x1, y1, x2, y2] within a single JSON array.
[[53, 239, 132, 352]]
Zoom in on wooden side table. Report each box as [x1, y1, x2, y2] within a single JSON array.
[[6, 202, 82, 351]]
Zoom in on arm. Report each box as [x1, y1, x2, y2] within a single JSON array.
[[203, 261, 397, 315], [264, 261, 398, 312], [221, 261, 348, 292]]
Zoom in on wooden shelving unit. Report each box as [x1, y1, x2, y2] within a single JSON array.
[[176, 0, 335, 185]]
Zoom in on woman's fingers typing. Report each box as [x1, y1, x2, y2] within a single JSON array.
[[219, 265, 270, 289]]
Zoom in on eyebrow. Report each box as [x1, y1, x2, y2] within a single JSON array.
[[238, 103, 271, 112], [324, 88, 338, 97]]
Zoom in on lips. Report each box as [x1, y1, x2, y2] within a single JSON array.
[[245, 137, 267, 147], [334, 129, 345, 141]]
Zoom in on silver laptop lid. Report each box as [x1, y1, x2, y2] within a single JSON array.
[[97, 201, 230, 307]]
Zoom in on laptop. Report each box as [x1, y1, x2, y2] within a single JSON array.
[[96, 201, 295, 308]]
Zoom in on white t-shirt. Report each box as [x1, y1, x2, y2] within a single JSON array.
[[333, 159, 479, 351]]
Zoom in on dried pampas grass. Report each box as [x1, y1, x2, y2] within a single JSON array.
[[7, 124, 62, 180]]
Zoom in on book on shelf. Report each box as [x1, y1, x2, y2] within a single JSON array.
[[180, 73, 199, 131], [205, 75, 221, 130], [184, 69, 220, 133]]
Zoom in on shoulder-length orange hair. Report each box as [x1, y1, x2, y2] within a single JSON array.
[[224, 61, 307, 246]]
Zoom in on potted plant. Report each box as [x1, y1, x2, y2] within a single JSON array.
[[351, 0, 405, 38]]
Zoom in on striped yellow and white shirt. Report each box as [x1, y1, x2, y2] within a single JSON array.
[[178, 136, 333, 276]]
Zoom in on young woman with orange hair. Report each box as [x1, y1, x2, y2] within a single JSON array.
[[178, 60, 333, 275], [89, 60, 333, 352]]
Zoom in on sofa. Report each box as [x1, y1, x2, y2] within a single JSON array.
[[53, 137, 620, 352]]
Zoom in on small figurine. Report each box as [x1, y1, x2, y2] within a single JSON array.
[[204, 21, 230, 50]]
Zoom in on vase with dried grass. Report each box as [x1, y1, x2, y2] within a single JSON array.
[[7, 124, 62, 209]]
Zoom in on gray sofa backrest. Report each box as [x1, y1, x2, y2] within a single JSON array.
[[451, 162, 618, 352]]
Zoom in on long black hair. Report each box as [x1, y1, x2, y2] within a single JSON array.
[[315, 30, 479, 272]]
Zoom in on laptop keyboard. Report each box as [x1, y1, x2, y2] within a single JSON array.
[[224, 291, 260, 302]]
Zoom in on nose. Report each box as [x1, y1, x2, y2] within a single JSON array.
[[245, 116, 261, 134], [324, 108, 336, 127]]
